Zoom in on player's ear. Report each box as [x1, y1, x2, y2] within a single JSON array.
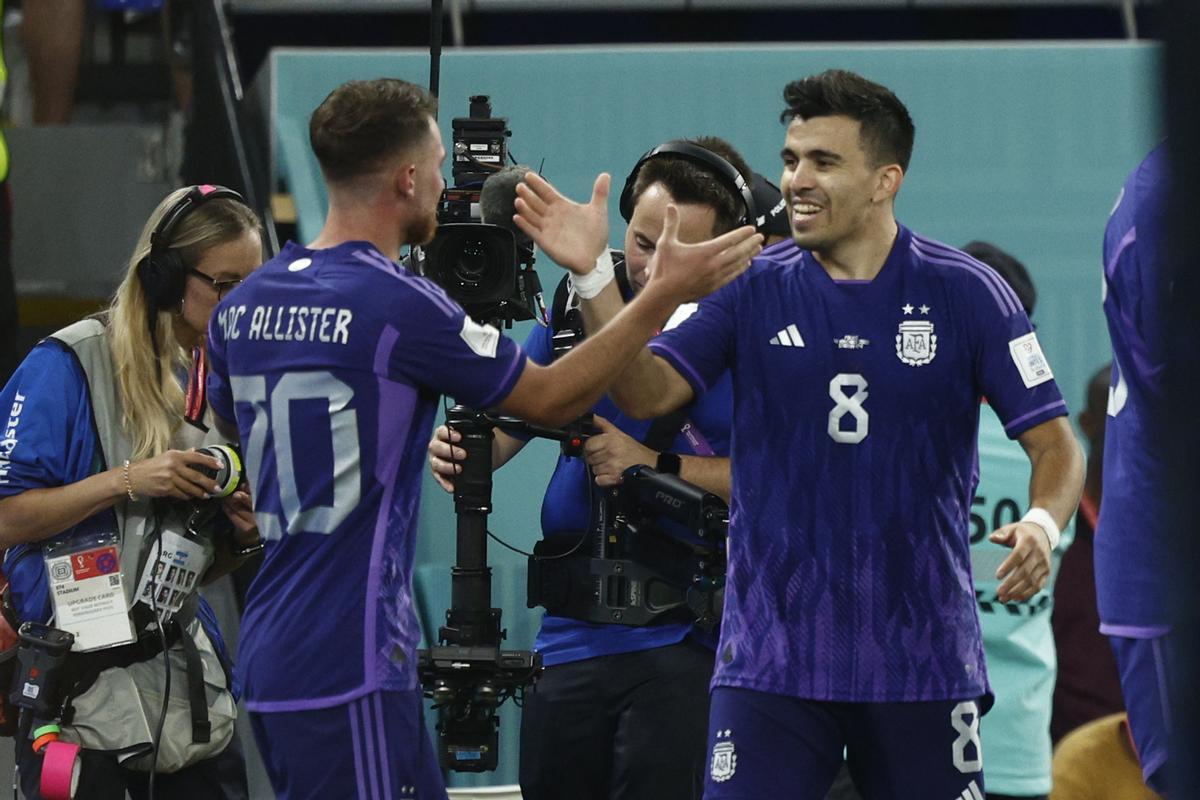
[[872, 164, 904, 204], [392, 159, 418, 199]]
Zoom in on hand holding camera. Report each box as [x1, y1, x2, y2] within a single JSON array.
[[121, 449, 224, 501], [582, 415, 656, 488], [427, 425, 466, 493]]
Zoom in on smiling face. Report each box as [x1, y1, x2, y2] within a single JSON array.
[[780, 114, 900, 256], [623, 181, 718, 292]]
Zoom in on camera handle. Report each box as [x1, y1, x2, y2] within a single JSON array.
[[417, 405, 543, 773], [440, 405, 503, 647], [433, 405, 598, 644]]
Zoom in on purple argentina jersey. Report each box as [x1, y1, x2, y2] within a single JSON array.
[[206, 240, 525, 711], [649, 227, 1067, 703], [1097, 143, 1171, 629]]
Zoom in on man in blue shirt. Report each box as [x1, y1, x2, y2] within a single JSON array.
[[205, 79, 762, 800], [513, 69, 1083, 798], [430, 137, 761, 800]]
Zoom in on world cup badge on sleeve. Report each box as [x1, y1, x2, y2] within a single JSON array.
[[896, 320, 937, 366], [710, 730, 738, 783]]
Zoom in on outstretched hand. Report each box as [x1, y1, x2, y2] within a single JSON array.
[[990, 522, 1052, 602], [513, 172, 611, 275], [644, 205, 763, 305]]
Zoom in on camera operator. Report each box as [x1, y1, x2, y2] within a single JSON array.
[[429, 137, 763, 800], [203, 79, 762, 800], [0, 185, 262, 798]]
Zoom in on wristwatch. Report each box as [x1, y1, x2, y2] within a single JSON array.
[[655, 452, 682, 475]]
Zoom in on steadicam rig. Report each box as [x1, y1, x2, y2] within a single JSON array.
[[416, 406, 541, 773]]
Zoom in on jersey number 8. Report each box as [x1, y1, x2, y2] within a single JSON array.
[[828, 373, 869, 444]]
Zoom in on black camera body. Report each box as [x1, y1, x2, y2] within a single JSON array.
[[417, 644, 539, 772], [450, 94, 509, 188], [10, 622, 74, 719], [527, 466, 729, 632], [416, 95, 544, 327]]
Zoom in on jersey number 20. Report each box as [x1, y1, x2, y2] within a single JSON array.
[[231, 372, 362, 539]]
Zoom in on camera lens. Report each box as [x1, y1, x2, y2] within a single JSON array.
[[196, 444, 242, 498], [453, 241, 489, 284]]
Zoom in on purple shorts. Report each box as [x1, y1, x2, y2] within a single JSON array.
[[1106, 628, 1176, 793], [703, 686, 987, 800], [249, 689, 447, 800]]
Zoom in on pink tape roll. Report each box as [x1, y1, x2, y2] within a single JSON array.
[[40, 740, 81, 800]]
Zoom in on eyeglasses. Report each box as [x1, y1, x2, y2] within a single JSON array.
[[188, 269, 243, 301]]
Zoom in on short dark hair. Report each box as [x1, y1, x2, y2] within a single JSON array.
[[630, 136, 754, 235], [480, 164, 533, 242], [781, 70, 915, 172], [961, 240, 1037, 317], [309, 78, 438, 183]]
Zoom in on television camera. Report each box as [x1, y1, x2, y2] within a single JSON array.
[[416, 95, 546, 328]]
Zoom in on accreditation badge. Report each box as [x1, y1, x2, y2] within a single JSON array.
[[44, 532, 136, 652], [133, 531, 210, 619]]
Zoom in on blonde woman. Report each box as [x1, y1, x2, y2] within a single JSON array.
[[0, 185, 262, 799]]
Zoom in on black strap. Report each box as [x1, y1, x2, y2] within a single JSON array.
[[178, 627, 211, 744], [60, 621, 186, 721]]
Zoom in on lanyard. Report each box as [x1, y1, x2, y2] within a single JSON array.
[[184, 345, 207, 426], [680, 421, 715, 457]]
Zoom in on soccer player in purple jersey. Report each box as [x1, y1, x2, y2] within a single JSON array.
[[202, 78, 761, 800], [513, 69, 1083, 798], [1096, 142, 1174, 794]]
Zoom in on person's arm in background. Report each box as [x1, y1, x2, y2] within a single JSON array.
[[582, 416, 730, 501]]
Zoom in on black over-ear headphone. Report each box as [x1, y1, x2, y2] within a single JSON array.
[[136, 184, 247, 314], [618, 140, 756, 226]]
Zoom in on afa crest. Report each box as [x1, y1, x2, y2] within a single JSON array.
[[896, 320, 937, 366], [710, 736, 737, 783]]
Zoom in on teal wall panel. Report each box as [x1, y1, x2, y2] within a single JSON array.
[[271, 43, 1161, 787]]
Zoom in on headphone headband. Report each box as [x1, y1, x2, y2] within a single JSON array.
[[137, 184, 249, 319], [618, 141, 755, 226], [148, 184, 247, 263]]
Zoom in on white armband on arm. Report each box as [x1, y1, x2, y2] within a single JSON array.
[[1022, 507, 1062, 550], [568, 250, 615, 299]]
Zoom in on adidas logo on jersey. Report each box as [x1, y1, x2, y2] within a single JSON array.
[[769, 324, 805, 347], [956, 780, 984, 800]]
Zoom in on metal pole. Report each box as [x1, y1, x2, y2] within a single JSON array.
[[430, 0, 443, 101]]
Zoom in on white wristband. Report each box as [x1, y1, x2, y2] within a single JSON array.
[[569, 250, 615, 299], [1021, 507, 1061, 550]]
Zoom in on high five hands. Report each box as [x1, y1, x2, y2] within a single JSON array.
[[513, 171, 763, 302]]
